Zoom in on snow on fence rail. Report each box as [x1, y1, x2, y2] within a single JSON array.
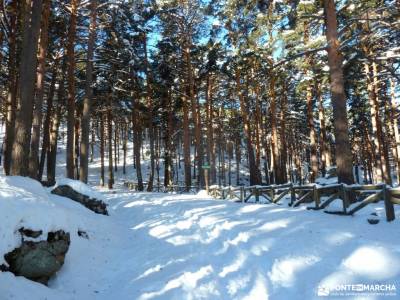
[[123, 180, 400, 222]]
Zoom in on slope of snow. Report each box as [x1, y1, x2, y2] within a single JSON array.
[[1, 179, 400, 299]]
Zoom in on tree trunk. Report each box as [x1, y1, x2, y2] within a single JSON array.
[[269, 73, 284, 184], [164, 88, 174, 187], [66, 0, 79, 179], [280, 83, 288, 183], [39, 60, 58, 181], [80, 0, 97, 183], [132, 91, 143, 190], [107, 104, 114, 189], [4, 0, 18, 175], [29, 0, 50, 178], [206, 75, 216, 184], [317, 82, 330, 176], [184, 44, 203, 188], [182, 81, 192, 190], [123, 122, 127, 175], [11, 0, 43, 176], [143, 33, 155, 191], [235, 67, 262, 185], [100, 112, 105, 186], [323, 0, 354, 184], [372, 62, 391, 185], [390, 79, 400, 182], [306, 83, 318, 182]]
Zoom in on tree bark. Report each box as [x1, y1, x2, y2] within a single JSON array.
[[100, 112, 105, 186], [132, 89, 143, 190], [39, 60, 58, 181], [182, 79, 192, 190], [4, 0, 18, 175], [66, 0, 79, 179], [389, 79, 400, 182], [235, 67, 262, 185], [107, 103, 114, 189], [11, 0, 43, 176], [323, 0, 354, 184], [143, 33, 155, 191], [269, 73, 284, 184], [47, 58, 67, 185], [29, 0, 50, 178], [80, 0, 97, 183]]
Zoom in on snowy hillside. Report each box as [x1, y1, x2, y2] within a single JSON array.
[[1, 177, 400, 299]]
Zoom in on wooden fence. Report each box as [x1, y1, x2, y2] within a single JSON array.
[[123, 180, 400, 222], [124, 181, 199, 194]]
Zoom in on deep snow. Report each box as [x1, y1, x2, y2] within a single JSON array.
[[1, 177, 400, 300]]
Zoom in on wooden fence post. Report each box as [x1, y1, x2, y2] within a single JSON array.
[[254, 187, 259, 203], [384, 187, 395, 222], [290, 186, 296, 206], [313, 187, 320, 209], [270, 188, 275, 203], [341, 184, 348, 214]]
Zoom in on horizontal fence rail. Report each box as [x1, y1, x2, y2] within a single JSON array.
[[123, 180, 400, 222]]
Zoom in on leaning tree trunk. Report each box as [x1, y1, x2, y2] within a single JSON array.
[[323, 0, 354, 184], [11, 0, 43, 176], [80, 0, 97, 183], [29, 0, 50, 179], [66, 0, 79, 179]]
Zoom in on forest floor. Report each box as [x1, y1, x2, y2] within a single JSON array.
[[1, 176, 400, 300]]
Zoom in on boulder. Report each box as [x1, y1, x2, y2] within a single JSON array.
[[51, 185, 108, 215], [4, 230, 70, 285]]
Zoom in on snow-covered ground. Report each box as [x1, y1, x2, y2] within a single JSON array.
[[1, 176, 400, 300]]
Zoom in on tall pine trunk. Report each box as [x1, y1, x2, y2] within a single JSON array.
[[132, 89, 143, 190], [39, 61, 58, 181], [12, 0, 43, 176], [29, 0, 50, 178], [4, 0, 18, 175], [80, 0, 97, 183], [107, 104, 114, 189], [235, 68, 261, 185], [323, 0, 353, 184], [66, 0, 79, 179], [143, 33, 155, 191], [47, 58, 67, 185]]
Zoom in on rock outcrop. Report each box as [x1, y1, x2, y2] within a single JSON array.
[[4, 230, 70, 285]]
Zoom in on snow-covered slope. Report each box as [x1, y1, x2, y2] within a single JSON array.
[[1, 180, 400, 299]]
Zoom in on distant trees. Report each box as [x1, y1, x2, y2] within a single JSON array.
[[0, 0, 399, 188]]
